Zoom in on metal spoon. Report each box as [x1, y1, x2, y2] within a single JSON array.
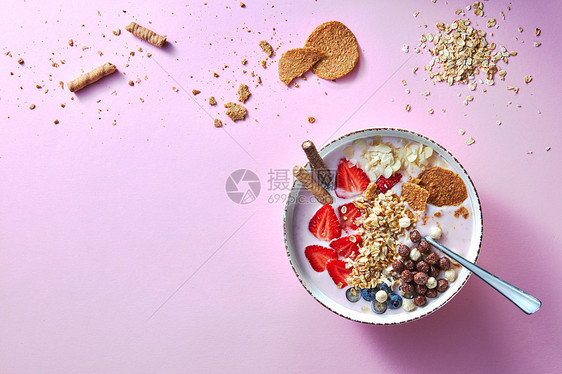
[[425, 236, 542, 315]]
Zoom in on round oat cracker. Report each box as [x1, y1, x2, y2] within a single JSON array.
[[304, 21, 359, 80], [278, 47, 325, 86]]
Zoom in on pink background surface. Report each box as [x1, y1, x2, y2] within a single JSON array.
[[1, 0, 561, 373]]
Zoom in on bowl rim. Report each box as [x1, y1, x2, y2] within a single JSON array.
[[282, 127, 484, 325]]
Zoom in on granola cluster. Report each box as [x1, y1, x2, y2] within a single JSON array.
[[346, 190, 417, 289]]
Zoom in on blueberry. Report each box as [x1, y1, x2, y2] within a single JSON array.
[[372, 300, 387, 314], [361, 288, 377, 302], [387, 293, 403, 309], [376, 283, 392, 294], [346, 287, 361, 303]]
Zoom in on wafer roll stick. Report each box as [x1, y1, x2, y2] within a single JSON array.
[[67, 62, 117, 92], [302, 140, 332, 187], [126, 22, 166, 47], [293, 165, 333, 205]]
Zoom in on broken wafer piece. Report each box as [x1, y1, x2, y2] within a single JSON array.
[[278, 47, 324, 85], [302, 140, 332, 187], [293, 165, 333, 205], [67, 62, 117, 92], [401, 182, 430, 211], [126, 22, 166, 47], [304, 21, 359, 80]]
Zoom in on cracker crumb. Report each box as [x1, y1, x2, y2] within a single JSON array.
[[405, 104, 411, 112], [261, 60, 267, 69], [524, 75, 532, 84], [68, 39, 74, 46], [459, 129, 466, 135], [545, 146, 551, 151], [237, 84, 251, 103], [278, 47, 324, 85], [534, 42, 541, 47], [225, 102, 247, 121], [209, 96, 217, 105], [213, 72, 219, 77], [128, 80, 134, 86], [535, 28, 541, 36], [214, 119, 223, 128], [17, 58, 24, 64], [308, 116, 316, 123], [401, 182, 430, 211], [29, 104, 36, 110], [172, 86, 179, 92], [259, 40, 274, 57], [192, 89, 201, 95], [113, 29, 121, 36], [454, 206, 469, 219], [240, 2, 245, 7], [53, 119, 59, 125], [241, 59, 247, 65], [427, 108, 434, 114]]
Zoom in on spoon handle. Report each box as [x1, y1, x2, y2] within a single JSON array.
[[425, 236, 541, 315]]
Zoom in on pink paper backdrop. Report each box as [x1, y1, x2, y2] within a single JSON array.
[[1, 0, 560, 373]]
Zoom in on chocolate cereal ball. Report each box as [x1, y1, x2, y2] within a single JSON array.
[[414, 272, 428, 285], [416, 260, 430, 273], [401, 270, 414, 283], [404, 259, 415, 271], [410, 230, 421, 243], [392, 260, 405, 273], [426, 289, 438, 298], [400, 282, 414, 294], [418, 239, 430, 254], [439, 257, 452, 270], [437, 279, 449, 293], [415, 284, 428, 295], [398, 245, 410, 258], [429, 265, 441, 278], [426, 252, 440, 265], [414, 295, 427, 306]]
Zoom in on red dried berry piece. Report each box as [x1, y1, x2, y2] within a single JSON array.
[[376, 173, 402, 194]]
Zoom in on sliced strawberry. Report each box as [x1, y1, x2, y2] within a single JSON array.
[[376, 173, 402, 193], [330, 235, 362, 259], [308, 204, 342, 242], [338, 203, 362, 231], [326, 259, 352, 287], [334, 159, 371, 199], [304, 245, 338, 272]]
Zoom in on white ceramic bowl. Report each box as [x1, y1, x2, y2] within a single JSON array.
[[283, 128, 483, 325]]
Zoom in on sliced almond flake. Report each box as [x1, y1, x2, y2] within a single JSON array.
[[459, 129, 466, 135], [534, 42, 541, 47], [524, 75, 532, 84], [546, 146, 551, 151], [427, 108, 434, 114], [466, 137, 475, 145], [405, 104, 411, 112], [536, 28, 541, 36], [343, 146, 355, 160]]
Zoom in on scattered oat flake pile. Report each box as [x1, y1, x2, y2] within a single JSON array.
[[422, 19, 516, 86]]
